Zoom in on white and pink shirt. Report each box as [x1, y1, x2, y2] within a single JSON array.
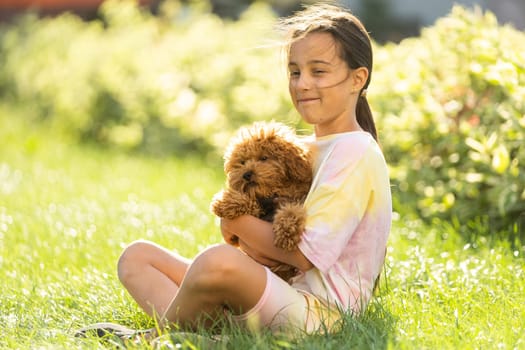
[[292, 131, 392, 313]]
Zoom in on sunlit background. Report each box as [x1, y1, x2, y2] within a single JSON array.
[[1, 0, 524, 42], [0, 1, 524, 348], [0, 0, 524, 230]]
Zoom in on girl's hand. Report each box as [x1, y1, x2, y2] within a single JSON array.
[[221, 218, 275, 266], [220, 215, 313, 271], [238, 238, 280, 268], [220, 218, 239, 246]]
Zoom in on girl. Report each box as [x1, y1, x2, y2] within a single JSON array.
[[95, 3, 391, 337]]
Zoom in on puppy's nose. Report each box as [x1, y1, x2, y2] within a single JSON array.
[[243, 171, 253, 181]]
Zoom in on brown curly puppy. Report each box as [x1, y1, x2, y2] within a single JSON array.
[[210, 121, 312, 281]]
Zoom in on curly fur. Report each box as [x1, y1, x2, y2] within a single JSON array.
[[210, 121, 312, 282]]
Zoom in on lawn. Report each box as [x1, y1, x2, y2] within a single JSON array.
[[1, 105, 524, 349]]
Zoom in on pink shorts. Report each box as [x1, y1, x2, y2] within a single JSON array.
[[230, 267, 341, 334]]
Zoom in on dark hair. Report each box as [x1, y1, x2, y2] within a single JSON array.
[[279, 3, 378, 141]]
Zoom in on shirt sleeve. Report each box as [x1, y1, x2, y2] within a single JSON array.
[[298, 139, 374, 273]]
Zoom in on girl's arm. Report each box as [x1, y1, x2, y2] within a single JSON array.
[[220, 216, 314, 272]]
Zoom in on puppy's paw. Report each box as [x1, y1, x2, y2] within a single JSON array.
[[273, 203, 306, 251], [211, 190, 261, 219]]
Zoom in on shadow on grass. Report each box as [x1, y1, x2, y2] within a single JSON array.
[[210, 300, 396, 350], [294, 302, 395, 350], [74, 301, 396, 350]]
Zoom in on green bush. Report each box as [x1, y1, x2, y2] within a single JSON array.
[[372, 6, 525, 234], [0, 0, 294, 156], [1, 3, 524, 233]]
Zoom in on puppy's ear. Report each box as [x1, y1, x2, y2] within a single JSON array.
[[285, 143, 312, 185], [223, 128, 246, 173]]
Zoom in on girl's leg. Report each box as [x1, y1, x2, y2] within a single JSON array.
[[117, 240, 192, 318], [160, 244, 268, 330]]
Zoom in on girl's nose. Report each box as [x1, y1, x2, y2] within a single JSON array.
[[293, 74, 312, 90]]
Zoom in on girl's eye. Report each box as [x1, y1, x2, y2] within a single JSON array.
[[313, 69, 325, 75], [289, 71, 300, 77]]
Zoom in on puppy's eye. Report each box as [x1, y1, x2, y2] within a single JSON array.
[[240, 160, 245, 165], [260, 156, 268, 161]]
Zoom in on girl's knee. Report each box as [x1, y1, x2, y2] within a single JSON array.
[[196, 244, 241, 272], [188, 245, 244, 290], [118, 239, 153, 263], [184, 245, 267, 313], [117, 239, 155, 282]]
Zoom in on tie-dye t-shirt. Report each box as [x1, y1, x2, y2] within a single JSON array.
[[291, 131, 392, 314]]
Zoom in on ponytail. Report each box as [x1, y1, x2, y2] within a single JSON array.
[[356, 95, 378, 142]]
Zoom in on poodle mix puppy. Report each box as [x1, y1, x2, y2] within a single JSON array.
[[211, 121, 312, 281]]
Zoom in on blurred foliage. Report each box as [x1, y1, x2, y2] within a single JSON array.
[[0, 2, 524, 235], [0, 0, 295, 157], [206, 0, 315, 19], [372, 6, 525, 234]]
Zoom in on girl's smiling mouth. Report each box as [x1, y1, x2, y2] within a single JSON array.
[[297, 97, 320, 104]]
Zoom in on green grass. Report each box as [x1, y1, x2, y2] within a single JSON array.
[[1, 105, 524, 349]]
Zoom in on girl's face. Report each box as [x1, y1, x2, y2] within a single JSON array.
[[288, 32, 363, 137]]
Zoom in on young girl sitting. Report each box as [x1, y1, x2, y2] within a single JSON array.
[[79, 3, 392, 339]]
